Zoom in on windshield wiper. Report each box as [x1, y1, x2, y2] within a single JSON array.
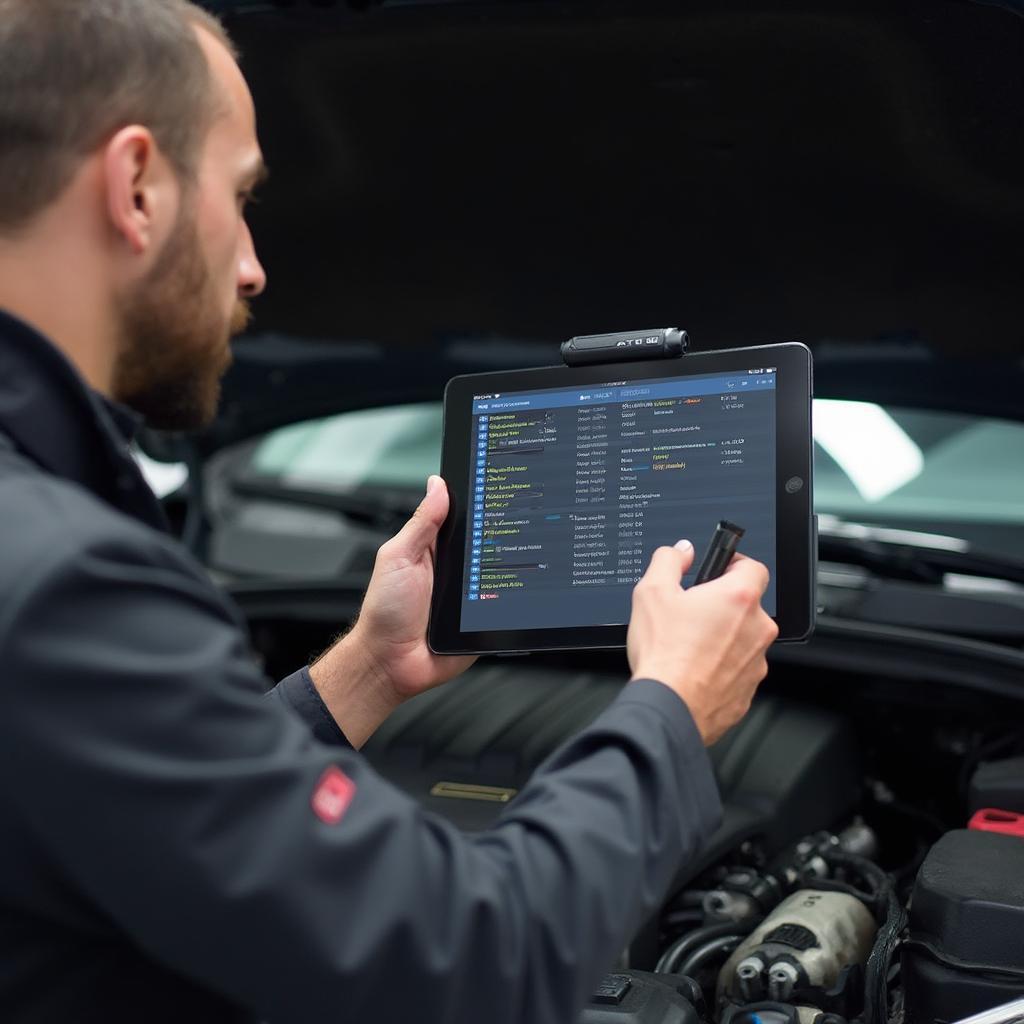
[[818, 515, 1024, 588], [230, 476, 419, 533]]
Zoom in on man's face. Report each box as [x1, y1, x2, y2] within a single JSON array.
[[112, 29, 266, 431]]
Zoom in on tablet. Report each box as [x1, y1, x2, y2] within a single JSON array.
[[429, 342, 814, 654]]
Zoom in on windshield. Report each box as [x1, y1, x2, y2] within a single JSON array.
[[228, 399, 1024, 557], [247, 404, 443, 493], [813, 401, 1024, 545]]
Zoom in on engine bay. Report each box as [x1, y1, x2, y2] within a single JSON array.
[[244, 610, 1024, 1023]]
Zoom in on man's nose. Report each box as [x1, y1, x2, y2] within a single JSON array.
[[238, 222, 267, 299]]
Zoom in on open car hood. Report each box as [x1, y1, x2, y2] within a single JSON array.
[[187, 0, 1024, 450]]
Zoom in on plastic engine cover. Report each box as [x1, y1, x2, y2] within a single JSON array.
[[904, 830, 1024, 1023], [362, 663, 860, 873], [577, 971, 701, 1024]]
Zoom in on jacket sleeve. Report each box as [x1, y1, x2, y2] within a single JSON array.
[[269, 665, 354, 749], [0, 523, 721, 1024]]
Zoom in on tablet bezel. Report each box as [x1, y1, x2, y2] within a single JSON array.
[[429, 342, 814, 654]]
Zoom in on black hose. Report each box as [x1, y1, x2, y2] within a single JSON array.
[[819, 849, 891, 920], [674, 934, 744, 978], [662, 889, 708, 914], [662, 909, 706, 935], [820, 848, 904, 1023], [864, 885, 907, 1024], [655, 920, 756, 975], [823, 849, 889, 892]]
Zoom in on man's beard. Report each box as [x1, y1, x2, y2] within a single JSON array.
[[112, 206, 252, 432]]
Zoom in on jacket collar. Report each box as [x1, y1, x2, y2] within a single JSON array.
[[0, 308, 170, 532]]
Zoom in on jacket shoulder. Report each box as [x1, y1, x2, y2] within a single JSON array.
[[0, 444, 216, 631]]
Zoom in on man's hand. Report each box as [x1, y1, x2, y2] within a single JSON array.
[[627, 540, 778, 746], [309, 475, 476, 747]]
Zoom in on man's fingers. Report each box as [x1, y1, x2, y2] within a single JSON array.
[[642, 540, 695, 587], [721, 553, 771, 595], [388, 476, 449, 558]]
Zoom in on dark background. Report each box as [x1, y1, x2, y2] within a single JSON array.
[[217, 0, 1024, 358]]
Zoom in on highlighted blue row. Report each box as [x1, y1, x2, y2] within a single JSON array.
[[472, 372, 775, 415]]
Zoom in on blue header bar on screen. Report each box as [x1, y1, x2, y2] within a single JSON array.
[[472, 372, 776, 415]]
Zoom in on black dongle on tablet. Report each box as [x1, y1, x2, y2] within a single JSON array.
[[694, 521, 746, 585]]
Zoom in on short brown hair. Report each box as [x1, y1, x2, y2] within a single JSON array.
[[0, 0, 237, 233]]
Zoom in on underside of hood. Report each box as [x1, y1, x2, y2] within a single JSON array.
[[212, 0, 1023, 359]]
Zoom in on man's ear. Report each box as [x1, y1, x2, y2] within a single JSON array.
[[103, 126, 178, 257]]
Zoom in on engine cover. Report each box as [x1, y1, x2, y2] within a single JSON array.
[[363, 663, 861, 876], [577, 971, 702, 1023], [904, 830, 1024, 1023]]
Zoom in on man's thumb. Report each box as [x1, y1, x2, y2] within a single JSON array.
[[391, 475, 448, 554]]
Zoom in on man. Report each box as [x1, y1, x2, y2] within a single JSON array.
[[0, 1, 778, 1021]]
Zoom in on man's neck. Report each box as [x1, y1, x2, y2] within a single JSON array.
[[0, 227, 118, 398]]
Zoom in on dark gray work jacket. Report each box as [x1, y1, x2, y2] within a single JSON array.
[[0, 309, 720, 1024]]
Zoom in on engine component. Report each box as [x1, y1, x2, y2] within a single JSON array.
[[717, 890, 876, 1006], [720, 1004, 847, 1024], [364, 683, 860, 863], [702, 825, 878, 927], [833, 822, 879, 862], [577, 970, 702, 1023], [903, 830, 1024, 1024], [968, 807, 1024, 838], [656, 923, 755, 976], [704, 868, 784, 924], [703, 888, 763, 925], [969, 757, 1024, 815]]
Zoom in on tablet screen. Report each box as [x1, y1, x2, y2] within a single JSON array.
[[460, 367, 777, 632]]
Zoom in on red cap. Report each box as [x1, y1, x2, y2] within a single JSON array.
[[968, 808, 1024, 838]]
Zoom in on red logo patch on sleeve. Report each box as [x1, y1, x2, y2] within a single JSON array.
[[311, 766, 356, 825]]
